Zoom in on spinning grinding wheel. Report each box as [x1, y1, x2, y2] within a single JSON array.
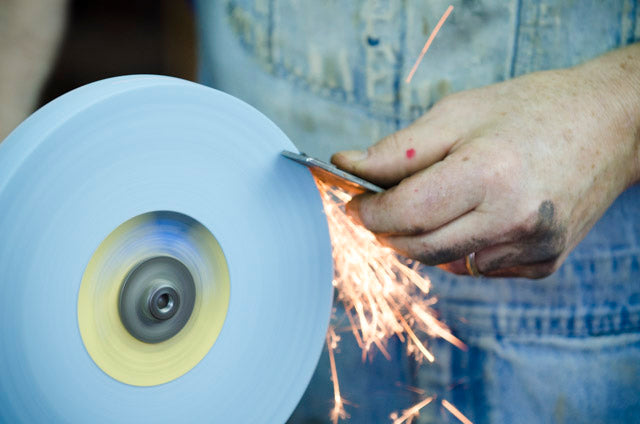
[[0, 76, 333, 423]]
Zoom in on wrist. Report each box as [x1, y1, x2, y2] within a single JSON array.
[[573, 44, 640, 186]]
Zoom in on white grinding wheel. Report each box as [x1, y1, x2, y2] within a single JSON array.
[[0, 75, 333, 423]]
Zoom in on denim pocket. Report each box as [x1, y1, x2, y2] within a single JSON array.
[[222, 0, 639, 125], [481, 333, 640, 424], [270, 0, 405, 118], [223, 0, 520, 123], [399, 0, 517, 122], [416, 332, 640, 424]]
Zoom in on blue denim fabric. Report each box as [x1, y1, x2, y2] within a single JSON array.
[[195, 1, 640, 423]]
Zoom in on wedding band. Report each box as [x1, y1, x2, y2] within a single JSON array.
[[465, 252, 481, 277]]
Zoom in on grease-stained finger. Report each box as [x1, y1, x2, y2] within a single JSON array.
[[346, 156, 485, 235], [374, 210, 497, 265], [439, 243, 562, 277]]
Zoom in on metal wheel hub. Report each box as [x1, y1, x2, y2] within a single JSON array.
[[119, 256, 196, 343]]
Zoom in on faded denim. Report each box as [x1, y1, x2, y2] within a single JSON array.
[[195, 1, 640, 422]]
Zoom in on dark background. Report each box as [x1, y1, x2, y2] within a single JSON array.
[[40, 0, 196, 106]]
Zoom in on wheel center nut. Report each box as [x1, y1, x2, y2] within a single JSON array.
[[119, 256, 196, 343], [148, 286, 180, 320]]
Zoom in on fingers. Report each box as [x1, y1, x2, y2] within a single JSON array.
[[483, 261, 560, 279], [440, 259, 559, 279], [346, 152, 485, 235], [331, 119, 458, 187], [471, 243, 560, 274], [374, 208, 563, 278], [377, 208, 567, 278], [438, 244, 562, 278], [375, 210, 496, 265]]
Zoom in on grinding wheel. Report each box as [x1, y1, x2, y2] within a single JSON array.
[[0, 76, 333, 423]]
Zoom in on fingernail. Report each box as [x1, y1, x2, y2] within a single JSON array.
[[339, 150, 368, 162]]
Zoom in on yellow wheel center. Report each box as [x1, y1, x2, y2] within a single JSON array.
[[77, 211, 230, 386]]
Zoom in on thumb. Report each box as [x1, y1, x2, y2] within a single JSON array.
[[331, 119, 455, 187]]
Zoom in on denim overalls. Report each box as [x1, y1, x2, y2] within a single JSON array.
[[195, 1, 640, 422]]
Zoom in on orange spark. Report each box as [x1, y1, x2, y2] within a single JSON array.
[[442, 399, 473, 424], [405, 5, 454, 83], [411, 304, 467, 351], [394, 383, 426, 395], [390, 396, 435, 424], [327, 328, 348, 424], [398, 314, 435, 363], [314, 178, 466, 422]]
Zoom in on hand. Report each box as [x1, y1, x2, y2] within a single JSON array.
[[332, 44, 640, 279]]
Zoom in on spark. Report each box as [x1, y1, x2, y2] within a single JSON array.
[[394, 383, 426, 395], [390, 396, 435, 424], [405, 5, 454, 83], [399, 314, 435, 363], [442, 399, 473, 424], [411, 304, 467, 351], [314, 178, 467, 422], [327, 328, 348, 424]]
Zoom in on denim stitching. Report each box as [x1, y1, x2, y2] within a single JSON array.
[[509, 0, 523, 78]]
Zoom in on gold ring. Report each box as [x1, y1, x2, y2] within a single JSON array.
[[465, 252, 481, 277]]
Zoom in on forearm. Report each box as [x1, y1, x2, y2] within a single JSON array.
[[0, 0, 68, 142], [573, 43, 640, 187]]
